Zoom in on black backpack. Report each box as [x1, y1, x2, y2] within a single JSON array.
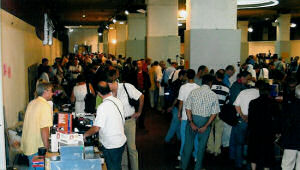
[[84, 82, 96, 113]]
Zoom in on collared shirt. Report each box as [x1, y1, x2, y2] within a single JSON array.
[[94, 95, 126, 149], [117, 83, 142, 118], [233, 88, 259, 116], [163, 66, 176, 84], [223, 74, 231, 87], [21, 97, 53, 155], [185, 85, 220, 117]]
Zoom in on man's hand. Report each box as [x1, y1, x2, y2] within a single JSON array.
[[167, 107, 173, 113], [132, 112, 141, 119], [241, 114, 248, 123], [190, 122, 199, 132], [198, 126, 207, 133]]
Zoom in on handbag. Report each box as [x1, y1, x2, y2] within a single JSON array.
[[84, 82, 96, 113], [123, 83, 139, 111], [219, 104, 239, 126]]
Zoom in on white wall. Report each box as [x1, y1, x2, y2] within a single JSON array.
[[248, 41, 275, 56], [1, 10, 62, 128], [68, 28, 98, 53]]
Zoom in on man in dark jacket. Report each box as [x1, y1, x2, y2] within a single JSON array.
[[281, 84, 300, 170], [132, 60, 151, 129]]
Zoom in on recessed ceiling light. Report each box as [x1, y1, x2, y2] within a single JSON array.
[[82, 14, 86, 18], [125, 10, 129, 15], [248, 27, 254, 32], [237, 0, 279, 9], [291, 23, 297, 28], [98, 33, 102, 36]]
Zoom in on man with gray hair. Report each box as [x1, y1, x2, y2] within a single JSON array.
[[21, 83, 53, 170], [281, 84, 300, 170]]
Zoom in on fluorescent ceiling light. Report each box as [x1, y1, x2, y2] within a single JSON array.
[[137, 9, 146, 14], [237, 0, 279, 9], [291, 23, 297, 28]]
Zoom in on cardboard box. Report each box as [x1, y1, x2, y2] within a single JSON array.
[[58, 113, 72, 134]]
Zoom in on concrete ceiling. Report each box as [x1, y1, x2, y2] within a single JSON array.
[[2, 0, 300, 27]]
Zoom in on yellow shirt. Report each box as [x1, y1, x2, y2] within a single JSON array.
[[21, 97, 53, 155]]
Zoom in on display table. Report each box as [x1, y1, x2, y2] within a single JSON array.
[[44, 146, 107, 170]]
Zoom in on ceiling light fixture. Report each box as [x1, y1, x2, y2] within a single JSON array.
[[137, 9, 146, 14], [113, 19, 117, 23], [82, 14, 86, 18], [98, 33, 102, 36], [178, 23, 183, 27], [69, 28, 73, 33], [119, 21, 125, 24], [106, 25, 109, 29], [125, 10, 129, 15], [291, 23, 297, 28], [179, 10, 187, 19], [109, 27, 114, 30], [112, 40, 117, 44], [248, 27, 254, 33], [237, 0, 279, 9]]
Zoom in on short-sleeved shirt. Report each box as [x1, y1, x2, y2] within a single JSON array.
[[178, 83, 200, 120], [94, 96, 126, 149], [211, 81, 230, 107], [185, 85, 220, 117], [117, 83, 142, 117], [233, 88, 259, 116], [21, 97, 53, 155]]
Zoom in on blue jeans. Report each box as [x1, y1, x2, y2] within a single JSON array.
[[165, 107, 181, 142], [181, 115, 210, 170], [180, 120, 198, 158], [102, 144, 125, 170], [27, 153, 38, 170], [229, 119, 248, 168]]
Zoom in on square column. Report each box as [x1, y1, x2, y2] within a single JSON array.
[[185, 0, 241, 71], [238, 21, 249, 63], [147, 0, 180, 62], [126, 14, 146, 60], [275, 14, 291, 60], [108, 24, 117, 56], [103, 30, 109, 55], [115, 23, 127, 57]]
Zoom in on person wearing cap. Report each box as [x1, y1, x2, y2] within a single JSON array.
[[281, 84, 300, 170]]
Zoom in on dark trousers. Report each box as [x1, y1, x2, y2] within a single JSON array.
[[102, 144, 125, 170], [138, 90, 148, 128]]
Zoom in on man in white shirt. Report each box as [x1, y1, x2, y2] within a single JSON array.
[[84, 81, 126, 170], [69, 58, 82, 80], [107, 69, 144, 170], [230, 82, 260, 169], [177, 69, 200, 162]]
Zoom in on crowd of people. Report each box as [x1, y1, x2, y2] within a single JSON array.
[[21, 52, 300, 170]]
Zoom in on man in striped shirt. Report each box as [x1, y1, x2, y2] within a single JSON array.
[[207, 70, 230, 156]]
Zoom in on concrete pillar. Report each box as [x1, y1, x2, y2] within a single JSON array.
[[126, 13, 146, 60], [147, 0, 180, 62], [108, 24, 117, 56], [275, 14, 291, 60], [103, 30, 109, 56], [238, 21, 249, 64], [185, 0, 241, 71], [115, 23, 127, 57]]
